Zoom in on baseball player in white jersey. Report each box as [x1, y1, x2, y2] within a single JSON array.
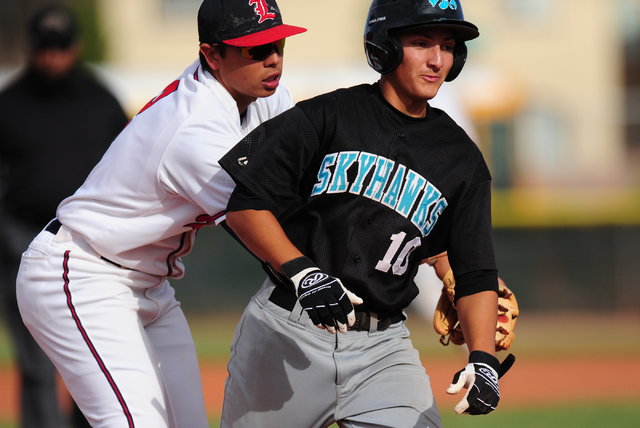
[[15, 1, 305, 427]]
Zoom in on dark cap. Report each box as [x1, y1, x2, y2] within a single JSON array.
[[198, 0, 306, 47], [28, 6, 78, 50]]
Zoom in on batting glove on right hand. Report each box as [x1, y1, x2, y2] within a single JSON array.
[[447, 351, 515, 415], [281, 256, 363, 334]]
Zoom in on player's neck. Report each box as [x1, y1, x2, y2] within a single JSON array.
[[379, 80, 428, 118]]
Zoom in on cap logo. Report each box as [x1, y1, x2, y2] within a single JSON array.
[[249, 0, 276, 24], [429, 0, 458, 10], [39, 12, 72, 33]]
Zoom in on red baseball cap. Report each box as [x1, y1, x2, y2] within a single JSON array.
[[198, 0, 307, 47]]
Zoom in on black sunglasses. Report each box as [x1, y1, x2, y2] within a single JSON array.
[[238, 39, 286, 61]]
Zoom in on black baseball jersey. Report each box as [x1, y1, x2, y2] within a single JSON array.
[[221, 83, 498, 314]]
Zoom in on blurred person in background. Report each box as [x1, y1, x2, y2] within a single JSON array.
[[0, 5, 128, 428]]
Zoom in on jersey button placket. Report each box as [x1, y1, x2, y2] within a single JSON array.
[[394, 131, 405, 161]]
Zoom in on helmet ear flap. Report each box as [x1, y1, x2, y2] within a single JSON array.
[[364, 35, 404, 75], [445, 42, 468, 82]]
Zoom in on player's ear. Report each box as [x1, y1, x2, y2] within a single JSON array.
[[199, 43, 222, 71]]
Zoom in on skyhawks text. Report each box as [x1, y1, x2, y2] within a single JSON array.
[[310, 150, 448, 238]]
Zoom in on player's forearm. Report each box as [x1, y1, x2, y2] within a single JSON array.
[[456, 290, 498, 355], [225, 209, 303, 272]]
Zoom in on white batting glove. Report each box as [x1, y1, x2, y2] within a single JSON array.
[[282, 256, 363, 334], [447, 351, 515, 415]]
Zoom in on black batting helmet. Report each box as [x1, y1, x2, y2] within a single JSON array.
[[364, 0, 479, 81]]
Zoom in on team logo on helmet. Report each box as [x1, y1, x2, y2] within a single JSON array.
[[430, 0, 458, 10], [249, 0, 276, 24], [369, 16, 387, 25]]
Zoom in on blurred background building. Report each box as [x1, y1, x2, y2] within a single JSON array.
[[1, 0, 640, 314]]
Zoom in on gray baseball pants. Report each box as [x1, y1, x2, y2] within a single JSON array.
[[221, 278, 443, 428]]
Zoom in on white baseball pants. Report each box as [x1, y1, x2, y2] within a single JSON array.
[[16, 222, 208, 428]]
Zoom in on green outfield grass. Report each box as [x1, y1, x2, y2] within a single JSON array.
[[0, 401, 638, 428], [438, 403, 640, 428], [206, 403, 640, 428]]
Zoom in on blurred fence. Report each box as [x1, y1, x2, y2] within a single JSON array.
[[494, 226, 640, 312], [174, 224, 640, 314], [1, 220, 633, 316]]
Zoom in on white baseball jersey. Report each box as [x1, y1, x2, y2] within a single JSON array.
[[56, 60, 295, 278]]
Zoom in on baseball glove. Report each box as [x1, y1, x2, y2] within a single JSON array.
[[433, 272, 519, 352]]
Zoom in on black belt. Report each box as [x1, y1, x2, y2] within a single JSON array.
[[45, 219, 125, 269], [46, 219, 62, 234], [268, 284, 405, 332]]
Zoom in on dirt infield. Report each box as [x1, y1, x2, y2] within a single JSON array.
[[201, 356, 640, 416], [2, 355, 639, 423]]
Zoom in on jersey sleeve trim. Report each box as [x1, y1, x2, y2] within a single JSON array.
[[454, 269, 499, 301], [227, 183, 275, 212]]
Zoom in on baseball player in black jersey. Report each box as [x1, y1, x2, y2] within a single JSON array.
[[219, 1, 512, 426]]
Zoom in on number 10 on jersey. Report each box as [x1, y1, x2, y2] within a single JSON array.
[[376, 232, 421, 276]]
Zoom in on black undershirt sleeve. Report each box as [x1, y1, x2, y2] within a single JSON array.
[[453, 269, 499, 302]]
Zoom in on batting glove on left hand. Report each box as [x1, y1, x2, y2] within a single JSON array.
[[281, 256, 363, 334], [447, 351, 515, 415]]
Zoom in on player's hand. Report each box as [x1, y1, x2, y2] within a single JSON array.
[[281, 256, 363, 334], [446, 351, 515, 415]]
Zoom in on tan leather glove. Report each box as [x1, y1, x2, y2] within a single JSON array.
[[433, 270, 519, 351]]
